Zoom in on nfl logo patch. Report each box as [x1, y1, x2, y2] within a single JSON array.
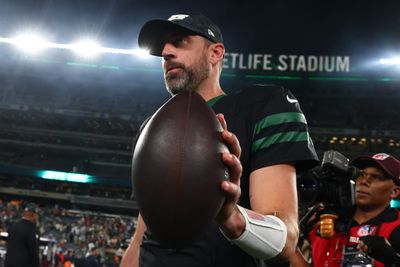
[[372, 153, 390, 160], [357, 225, 374, 236]]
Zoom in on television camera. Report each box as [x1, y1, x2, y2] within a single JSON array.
[[297, 150, 359, 212]]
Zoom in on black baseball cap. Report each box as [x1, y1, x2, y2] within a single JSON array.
[[353, 153, 400, 185], [138, 13, 223, 56]]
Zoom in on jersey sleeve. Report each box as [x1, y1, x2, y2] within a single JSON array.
[[249, 85, 319, 173]]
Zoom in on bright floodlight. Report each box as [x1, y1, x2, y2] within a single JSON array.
[[13, 32, 47, 54], [379, 58, 400, 65], [71, 39, 102, 58], [134, 48, 151, 58], [0, 34, 153, 58]]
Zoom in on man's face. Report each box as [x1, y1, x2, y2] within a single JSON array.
[[161, 31, 211, 95], [355, 166, 397, 210]]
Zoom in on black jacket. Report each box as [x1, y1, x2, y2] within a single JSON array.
[[5, 219, 40, 267]]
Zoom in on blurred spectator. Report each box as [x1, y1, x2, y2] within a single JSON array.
[[85, 246, 101, 267], [55, 248, 65, 267], [5, 203, 40, 267], [0, 197, 135, 266]]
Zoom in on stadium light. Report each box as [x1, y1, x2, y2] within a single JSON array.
[[134, 48, 151, 58], [12, 32, 48, 54], [37, 170, 94, 183], [379, 58, 400, 65], [0, 34, 150, 58], [71, 39, 102, 59]]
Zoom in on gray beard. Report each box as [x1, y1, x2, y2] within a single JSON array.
[[164, 70, 194, 95], [164, 60, 209, 96]]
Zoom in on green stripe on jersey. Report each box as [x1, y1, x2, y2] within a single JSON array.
[[252, 131, 309, 153], [253, 112, 307, 138]]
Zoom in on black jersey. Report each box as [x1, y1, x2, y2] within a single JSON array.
[[211, 85, 319, 209], [138, 85, 319, 267]]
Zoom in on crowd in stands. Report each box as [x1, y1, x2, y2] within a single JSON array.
[[0, 198, 136, 267], [299, 95, 400, 131], [0, 72, 399, 180], [0, 175, 131, 200], [311, 134, 400, 160], [0, 57, 397, 267], [0, 97, 398, 178]]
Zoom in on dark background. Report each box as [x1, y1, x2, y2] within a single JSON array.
[[1, 1, 400, 54], [0, 3, 398, 264], [0, 0, 398, 206]]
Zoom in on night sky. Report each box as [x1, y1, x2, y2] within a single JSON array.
[[1, 1, 400, 56]]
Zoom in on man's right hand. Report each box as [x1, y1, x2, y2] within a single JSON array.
[[214, 113, 245, 239]]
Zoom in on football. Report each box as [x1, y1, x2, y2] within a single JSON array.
[[132, 90, 229, 248]]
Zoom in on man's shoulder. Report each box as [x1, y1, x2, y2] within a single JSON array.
[[234, 84, 287, 101], [9, 219, 27, 229], [381, 208, 400, 223], [217, 84, 288, 111]]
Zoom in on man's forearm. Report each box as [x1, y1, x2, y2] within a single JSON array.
[[120, 214, 147, 267], [120, 237, 142, 267], [290, 247, 311, 267]]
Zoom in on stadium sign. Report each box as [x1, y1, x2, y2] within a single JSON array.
[[223, 53, 350, 73]]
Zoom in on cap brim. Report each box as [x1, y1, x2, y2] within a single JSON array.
[[353, 157, 397, 182], [138, 19, 189, 56]]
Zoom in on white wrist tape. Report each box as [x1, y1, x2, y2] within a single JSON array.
[[224, 205, 287, 260]]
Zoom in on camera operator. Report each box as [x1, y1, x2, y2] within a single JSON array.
[[291, 153, 400, 267]]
